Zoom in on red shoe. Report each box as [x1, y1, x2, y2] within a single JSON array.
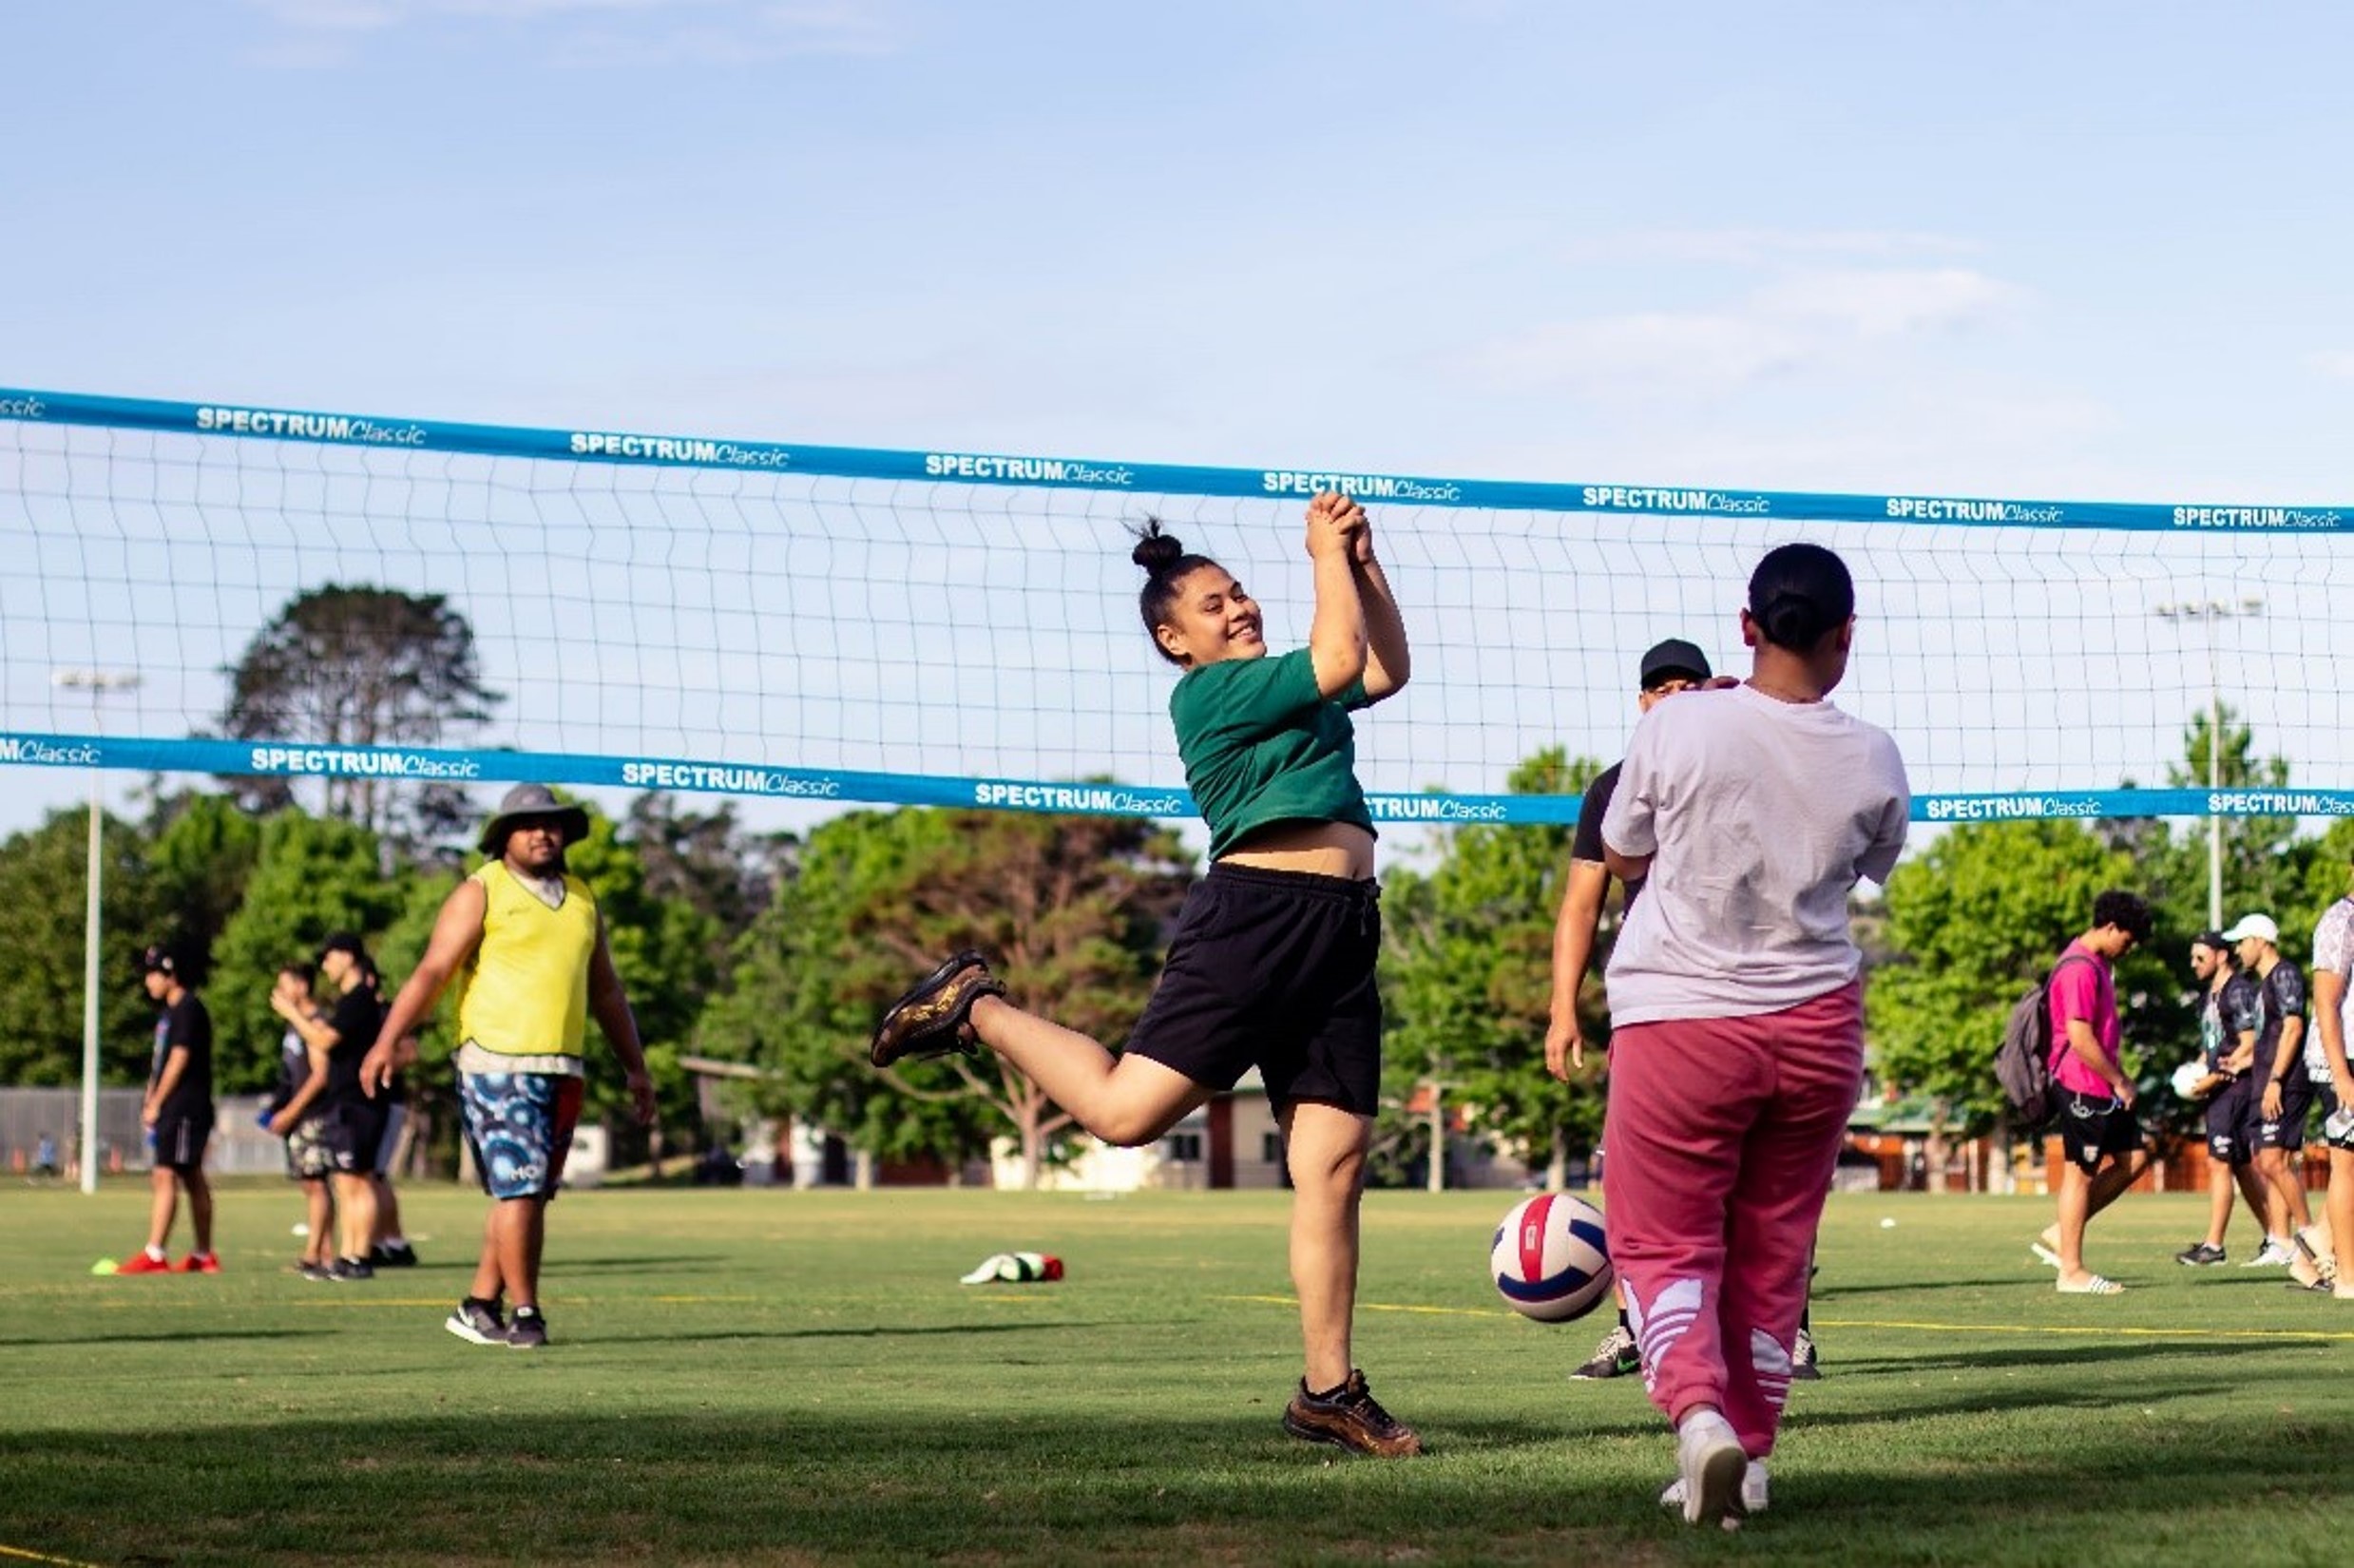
[[116, 1252, 173, 1274], [174, 1252, 220, 1273]]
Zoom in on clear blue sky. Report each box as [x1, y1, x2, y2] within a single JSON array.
[[8, 1, 2354, 837]]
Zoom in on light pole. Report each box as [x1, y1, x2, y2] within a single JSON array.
[[51, 667, 141, 1195], [2150, 598, 2263, 929]]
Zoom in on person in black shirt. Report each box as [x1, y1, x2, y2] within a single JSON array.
[[2173, 931, 2267, 1265], [262, 962, 339, 1278], [2234, 913, 2312, 1263], [120, 944, 219, 1273], [278, 932, 386, 1280]]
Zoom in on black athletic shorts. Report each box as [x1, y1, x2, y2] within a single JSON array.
[[2057, 1089, 2143, 1174], [1122, 863, 1382, 1116], [320, 1099, 391, 1176], [2251, 1071, 2316, 1153], [2205, 1076, 2254, 1166], [150, 1110, 212, 1173]]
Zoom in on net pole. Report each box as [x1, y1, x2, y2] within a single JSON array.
[[54, 668, 137, 1195], [79, 755, 100, 1195]]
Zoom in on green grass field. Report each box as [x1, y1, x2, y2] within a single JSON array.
[[4, 1183, 2353, 1567]]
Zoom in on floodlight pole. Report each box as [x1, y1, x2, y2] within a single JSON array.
[[2151, 599, 2262, 930], [52, 668, 140, 1195]]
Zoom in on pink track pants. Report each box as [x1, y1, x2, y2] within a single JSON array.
[[1600, 981, 1863, 1457]]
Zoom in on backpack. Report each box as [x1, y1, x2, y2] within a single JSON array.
[[1995, 953, 2096, 1126]]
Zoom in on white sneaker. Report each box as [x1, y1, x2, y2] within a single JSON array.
[[1672, 1409, 1748, 1526], [1661, 1460, 1770, 1518], [2243, 1239, 2296, 1268]]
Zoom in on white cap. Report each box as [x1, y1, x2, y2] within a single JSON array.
[[2222, 913, 2280, 945]]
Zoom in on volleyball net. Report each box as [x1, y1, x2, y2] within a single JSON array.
[[3, 385, 2348, 828]]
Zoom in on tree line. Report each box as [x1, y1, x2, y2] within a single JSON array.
[[1, 583, 2333, 1182]]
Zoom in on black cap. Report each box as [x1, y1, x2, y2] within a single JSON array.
[[1638, 638, 1713, 691], [141, 943, 181, 977], [2191, 929, 2229, 953]]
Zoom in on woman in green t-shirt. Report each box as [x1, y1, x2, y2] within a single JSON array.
[[872, 491, 1418, 1457]]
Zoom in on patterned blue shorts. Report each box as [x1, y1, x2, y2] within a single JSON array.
[[460, 1072, 584, 1201]]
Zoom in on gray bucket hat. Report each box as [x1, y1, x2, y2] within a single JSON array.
[[478, 783, 592, 856]]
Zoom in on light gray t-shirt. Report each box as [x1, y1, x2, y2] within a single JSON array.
[[1601, 682, 1909, 1025]]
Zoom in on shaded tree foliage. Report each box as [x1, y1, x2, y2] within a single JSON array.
[[216, 584, 501, 846], [702, 806, 1193, 1188], [207, 812, 411, 1094], [0, 808, 159, 1087], [1380, 749, 1607, 1188]]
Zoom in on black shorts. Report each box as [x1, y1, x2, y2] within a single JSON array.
[[2251, 1072, 2316, 1152], [151, 1111, 212, 1172], [2319, 1080, 2354, 1153], [2057, 1089, 2143, 1174], [320, 1100, 391, 1176], [1122, 863, 1382, 1115], [2205, 1076, 2254, 1166]]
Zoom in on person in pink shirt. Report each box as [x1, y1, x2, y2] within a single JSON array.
[[1597, 543, 1909, 1528], [2036, 891, 2153, 1294]]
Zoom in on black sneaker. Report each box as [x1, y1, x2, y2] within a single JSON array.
[[1570, 1323, 1641, 1380], [870, 950, 1005, 1067], [1282, 1370, 1421, 1457], [445, 1298, 508, 1346], [506, 1307, 549, 1350], [370, 1241, 419, 1268], [1790, 1327, 1821, 1381], [2176, 1242, 2228, 1267], [327, 1256, 375, 1282], [297, 1261, 334, 1282]]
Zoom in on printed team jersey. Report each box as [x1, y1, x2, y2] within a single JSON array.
[[2310, 899, 2354, 1080], [2203, 971, 2261, 1072], [2256, 959, 2312, 1083]]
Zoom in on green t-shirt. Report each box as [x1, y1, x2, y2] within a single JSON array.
[[1170, 648, 1374, 860]]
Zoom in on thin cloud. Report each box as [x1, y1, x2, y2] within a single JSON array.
[[2307, 349, 2354, 381], [241, 0, 898, 62], [1461, 265, 2020, 398], [1560, 229, 1978, 267]]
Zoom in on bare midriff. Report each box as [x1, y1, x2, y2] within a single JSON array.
[[1218, 820, 1376, 881]]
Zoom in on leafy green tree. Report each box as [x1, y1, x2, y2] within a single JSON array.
[[2123, 704, 2313, 934], [207, 812, 411, 1094], [1868, 818, 2184, 1136], [1379, 750, 1608, 1189], [699, 810, 991, 1176], [563, 804, 717, 1155], [701, 805, 1193, 1187], [142, 791, 264, 964], [0, 807, 160, 1086], [215, 584, 501, 847]]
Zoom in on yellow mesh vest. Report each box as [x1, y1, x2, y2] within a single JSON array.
[[454, 862, 599, 1061]]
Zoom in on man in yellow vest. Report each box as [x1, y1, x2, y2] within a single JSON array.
[[362, 784, 656, 1348]]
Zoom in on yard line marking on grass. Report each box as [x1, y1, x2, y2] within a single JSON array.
[[288, 1298, 452, 1309], [1216, 1294, 1501, 1319], [0, 1543, 107, 1568], [1814, 1316, 2354, 1343], [1218, 1297, 2354, 1342]]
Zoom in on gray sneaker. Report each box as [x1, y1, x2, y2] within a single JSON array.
[[444, 1298, 508, 1346], [1570, 1323, 1640, 1380], [505, 1307, 549, 1349]]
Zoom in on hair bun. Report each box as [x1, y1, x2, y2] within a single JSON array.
[[1131, 519, 1185, 575]]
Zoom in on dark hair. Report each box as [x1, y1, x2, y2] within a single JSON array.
[[1746, 543, 1855, 651], [2093, 889, 2153, 945], [278, 961, 316, 987], [1131, 518, 1221, 665], [317, 931, 370, 965]]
